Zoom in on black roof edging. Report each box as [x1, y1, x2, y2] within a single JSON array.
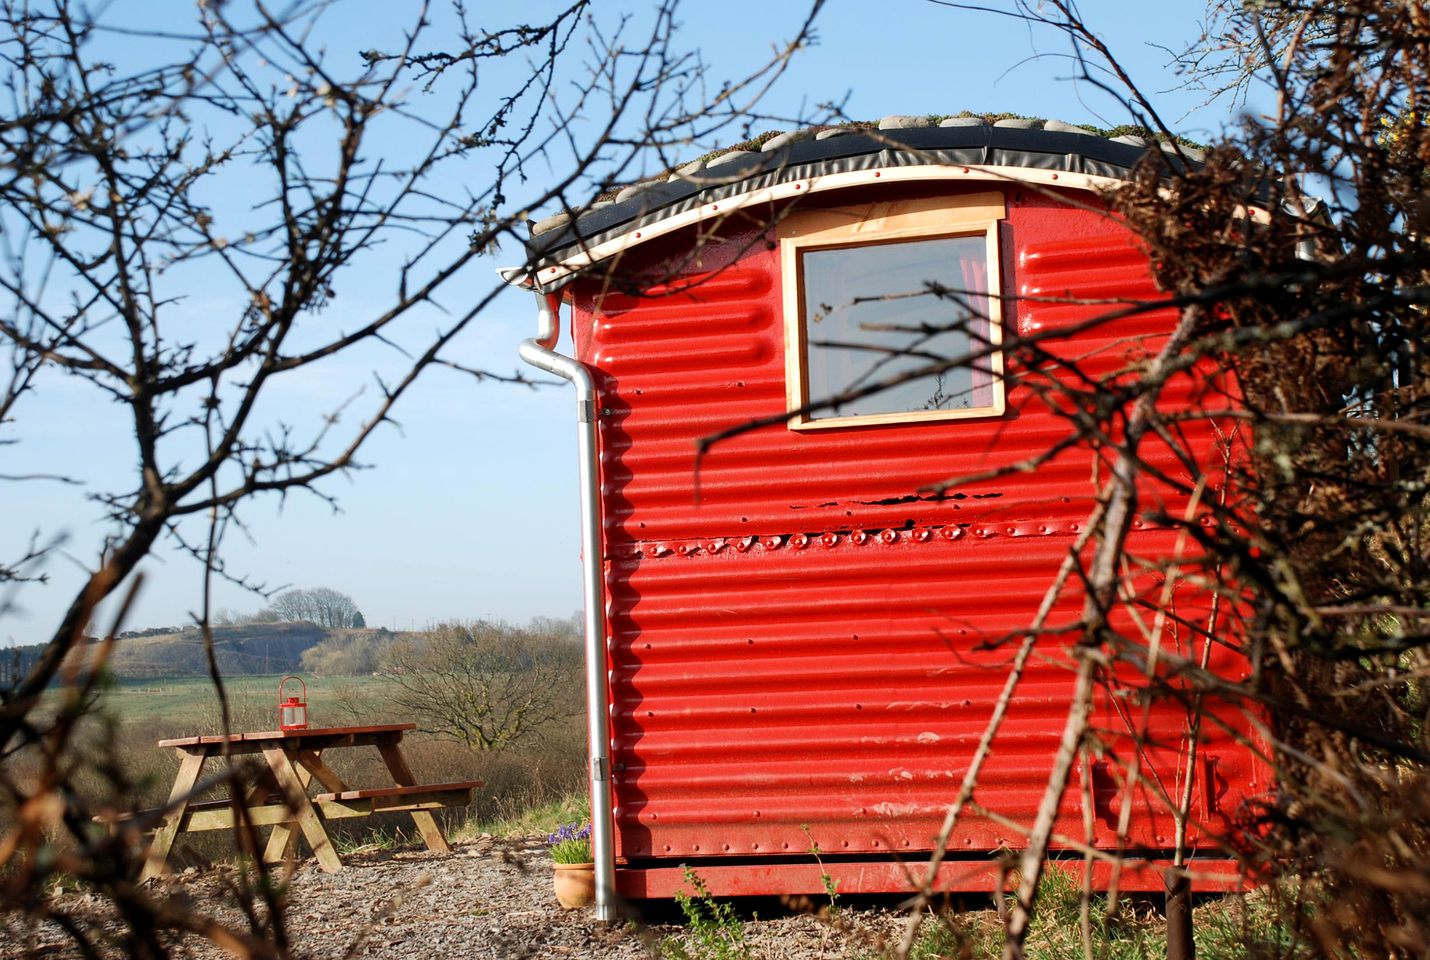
[[524, 124, 1198, 265]]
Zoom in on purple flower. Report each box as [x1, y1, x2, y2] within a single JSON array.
[[548, 822, 591, 845], [548, 822, 593, 863]]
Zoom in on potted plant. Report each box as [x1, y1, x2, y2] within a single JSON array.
[[548, 822, 594, 909]]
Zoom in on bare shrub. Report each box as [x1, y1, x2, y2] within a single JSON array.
[[377, 621, 584, 752]]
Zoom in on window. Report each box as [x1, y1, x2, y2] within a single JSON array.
[[779, 193, 1006, 429]]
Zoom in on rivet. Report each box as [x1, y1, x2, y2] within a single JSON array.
[[1038, 525, 1048, 533], [793, 183, 802, 191], [821, 532, 839, 547], [842, 840, 850, 847], [1070, 523, 1080, 532], [1051, 173, 1059, 180], [790, 533, 810, 549], [710, 204, 719, 212], [880, 529, 899, 544], [1006, 526, 1016, 535], [914, 528, 931, 542], [873, 171, 881, 178], [962, 167, 970, 173], [664, 844, 671, 851], [851, 530, 869, 545], [634, 231, 642, 238]]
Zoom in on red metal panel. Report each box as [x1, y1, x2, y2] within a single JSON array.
[[570, 185, 1262, 892], [617, 858, 1251, 899]]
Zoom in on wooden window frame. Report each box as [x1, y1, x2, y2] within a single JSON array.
[[778, 192, 1008, 430]]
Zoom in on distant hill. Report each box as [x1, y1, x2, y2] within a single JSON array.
[[4, 615, 578, 686], [51, 622, 331, 680]]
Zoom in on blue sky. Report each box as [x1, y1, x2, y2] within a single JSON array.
[[1, 0, 1268, 645]]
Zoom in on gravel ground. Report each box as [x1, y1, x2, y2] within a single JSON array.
[[3, 839, 909, 959]]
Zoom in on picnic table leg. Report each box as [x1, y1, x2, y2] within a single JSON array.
[[260, 763, 311, 865], [294, 749, 348, 794], [377, 743, 451, 854], [139, 748, 207, 882], [261, 745, 343, 873], [265, 751, 351, 864]]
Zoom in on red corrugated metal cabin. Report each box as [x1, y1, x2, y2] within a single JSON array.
[[512, 117, 1265, 905]]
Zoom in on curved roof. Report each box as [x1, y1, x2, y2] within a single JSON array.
[[508, 116, 1206, 291]]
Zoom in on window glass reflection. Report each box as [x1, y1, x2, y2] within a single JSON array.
[[800, 234, 993, 418]]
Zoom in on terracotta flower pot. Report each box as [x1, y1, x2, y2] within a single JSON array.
[[553, 861, 596, 909]]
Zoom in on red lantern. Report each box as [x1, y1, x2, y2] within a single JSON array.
[[278, 675, 308, 732]]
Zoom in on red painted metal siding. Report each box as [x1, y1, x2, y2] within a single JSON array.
[[569, 186, 1262, 890]]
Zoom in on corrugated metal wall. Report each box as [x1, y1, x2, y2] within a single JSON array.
[[571, 186, 1263, 892]]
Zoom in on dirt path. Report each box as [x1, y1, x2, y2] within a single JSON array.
[[5, 839, 905, 959]]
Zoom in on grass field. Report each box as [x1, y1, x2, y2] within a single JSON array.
[[54, 673, 391, 732]]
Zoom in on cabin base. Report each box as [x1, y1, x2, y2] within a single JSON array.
[[614, 856, 1250, 899]]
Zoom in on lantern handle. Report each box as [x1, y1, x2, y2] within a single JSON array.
[[279, 674, 306, 701]]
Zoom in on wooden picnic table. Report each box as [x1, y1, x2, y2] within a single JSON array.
[[134, 723, 481, 881]]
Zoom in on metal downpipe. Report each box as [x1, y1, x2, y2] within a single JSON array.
[[517, 291, 617, 923]]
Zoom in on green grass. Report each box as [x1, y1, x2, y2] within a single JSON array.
[[332, 825, 407, 855], [39, 673, 389, 732], [453, 791, 590, 841]]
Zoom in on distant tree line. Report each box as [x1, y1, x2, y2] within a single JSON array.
[[215, 586, 367, 629], [115, 626, 185, 639]]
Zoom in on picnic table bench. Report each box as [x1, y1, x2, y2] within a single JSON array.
[[106, 723, 481, 881]]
